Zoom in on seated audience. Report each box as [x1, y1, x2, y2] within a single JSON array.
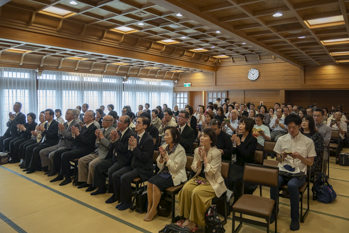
[[173, 105, 179, 117], [137, 105, 144, 117], [210, 119, 232, 161], [177, 128, 227, 231], [151, 109, 161, 130], [253, 114, 271, 150], [144, 103, 150, 114], [185, 105, 197, 136], [194, 105, 205, 130], [248, 109, 256, 120], [268, 107, 274, 121], [100, 105, 106, 117], [306, 107, 313, 117], [234, 103, 240, 111], [110, 116, 154, 211], [156, 106, 164, 119], [107, 104, 114, 112], [300, 115, 324, 182], [50, 110, 97, 185], [24, 109, 59, 174], [322, 107, 329, 123], [250, 103, 258, 114], [239, 104, 248, 117], [225, 98, 230, 105], [313, 108, 331, 175], [95, 109, 103, 127], [298, 108, 306, 119], [92, 115, 134, 196], [214, 107, 225, 123], [77, 115, 115, 190], [283, 107, 290, 118], [206, 106, 215, 116], [228, 118, 257, 202], [108, 110, 118, 128], [159, 109, 178, 142], [163, 104, 168, 111], [76, 105, 81, 111], [270, 114, 316, 231], [269, 108, 287, 141], [222, 103, 228, 116], [259, 105, 270, 126], [73, 108, 82, 124], [0, 102, 25, 152], [80, 103, 89, 122], [177, 110, 196, 155], [144, 127, 187, 221], [8, 113, 37, 163], [197, 111, 214, 141], [328, 110, 348, 163], [223, 109, 239, 136], [140, 112, 159, 146], [225, 104, 234, 118], [55, 109, 64, 124], [42, 109, 79, 176]]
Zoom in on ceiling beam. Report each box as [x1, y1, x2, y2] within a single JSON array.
[[339, 0, 349, 38]]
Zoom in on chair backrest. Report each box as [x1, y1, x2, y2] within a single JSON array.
[[243, 164, 279, 187], [221, 162, 229, 179], [193, 142, 198, 152], [254, 151, 263, 164], [264, 141, 276, 153], [153, 151, 159, 163], [263, 159, 279, 168], [186, 156, 194, 171], [331, 130, 339, 140]]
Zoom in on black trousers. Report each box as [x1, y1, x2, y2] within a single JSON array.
[[0, 135, 14, 152], [27, 143, 55, 171], [52, 148, 72, 174], [19, 140, 36, 161], [24, 143, 39, 168], [9, 138, 28, 160], [109, 162, 127, 195], [113, 166, 141, 202], [93, 158, 113, 190]]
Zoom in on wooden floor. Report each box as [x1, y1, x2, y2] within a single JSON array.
[[0, 157, 348, 233]]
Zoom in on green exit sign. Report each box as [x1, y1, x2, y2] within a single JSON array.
[[184, 83, 191, 87]]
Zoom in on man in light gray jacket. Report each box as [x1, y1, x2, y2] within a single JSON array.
[[77, 114, 115, 191], [40, 109, 79, 174]]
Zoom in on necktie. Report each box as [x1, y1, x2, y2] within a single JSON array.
[[42, 123, 49, 143]]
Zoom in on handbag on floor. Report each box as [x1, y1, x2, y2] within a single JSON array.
[[159, 223, 190, 233], [314, 172, 336, 203], [0, 152, 9, 165], [205, 204, 225, 233]]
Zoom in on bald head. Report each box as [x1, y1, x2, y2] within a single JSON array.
[[102, 115, 113, 128]]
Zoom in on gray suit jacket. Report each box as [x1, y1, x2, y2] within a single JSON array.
[[57, 119, 79, 148], [97, 126, 115, 160]]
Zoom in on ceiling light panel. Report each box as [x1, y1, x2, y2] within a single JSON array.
[[112, 26, 138, 34], [305, 15, 344, 29], [157, 39, 179, 45], [321, 38, 349, 45], [40, 6, 75, 18], [330, 51, 349, 56]]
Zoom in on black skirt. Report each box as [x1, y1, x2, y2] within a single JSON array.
[[148, 174, 174, 191]]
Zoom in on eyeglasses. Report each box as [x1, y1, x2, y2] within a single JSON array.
[[177, 115, 186, 118], [101, 119, 113, 122]]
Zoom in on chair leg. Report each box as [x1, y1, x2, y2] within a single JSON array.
[[300, 192, 303, 222], [275, 205, 278, 233], [266, 216, 270, 233], [260, 185, 262, 196], [171, 194, 176, 223], [232, 210, 235, 233]]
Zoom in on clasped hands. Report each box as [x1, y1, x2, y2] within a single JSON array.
[[159, 146, 169, 162], [128, 136, 137, 148]]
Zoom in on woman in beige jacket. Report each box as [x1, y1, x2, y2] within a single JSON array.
[[178, 128, 227, 232], [144, 126, 187, 221]]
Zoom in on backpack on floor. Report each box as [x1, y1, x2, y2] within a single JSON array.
[[159, 223, 190, 233], [314, 172, 337, 204], [205, 204, 225, 233], [0, 152, 9, 165]]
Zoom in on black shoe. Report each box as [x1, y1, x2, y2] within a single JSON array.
[[47, 171, 57, 177], [20, 164, 26, 169], [290, 220, 300, 231], [105, 195, 117, 204], [9, 159, 20, 164], [91, 188, 106, 196], [50, 175, 63, 182], [23, 168, 30, 172], [26, 169, 36, 174], [59, 178, 72, 186], [44, 171, 50, 175], [78, 182, 89, 189], [86, 185, 96, 192], [42, 166, 48, 172]]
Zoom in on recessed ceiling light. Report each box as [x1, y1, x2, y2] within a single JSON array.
[[40, 6, 75, 18], [242, 42, 246, 44], [305, 15, 344, 29], [216, 31, 221, 34], [68, 57, 88, 61], [171, 70, 184, 73], [138, 22, 144, 26], [69, 1, 78, 5], [211, 46, 215, 48], [170, 24, 179, 28], [176, 13, 182, 17], [189, 48, 209, 52], [6, 48, 31, 53], [113, 62, 129, 66], [330, 51, 349, 56], [181, 36, 186, 39], [336, 60, 349, 63], [146, 67, 161, 69], [298, 36, 305, 39], [157, 39, 179, 45], [213, 55, 229, 58], [321, 38, 349, 45], [112, 26, 138, 34], [273, 12, 283, 17]]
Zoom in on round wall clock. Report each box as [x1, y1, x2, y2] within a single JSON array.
[[248, 68, 259, 81]]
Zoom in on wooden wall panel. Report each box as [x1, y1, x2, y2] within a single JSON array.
[[189, 91, 204, 109], [285, 90, 349, 114], [175, 72, 214, 88], [228, 90, 244, 104], [244, 90, 281, 109], [305, 64, 349, 85]]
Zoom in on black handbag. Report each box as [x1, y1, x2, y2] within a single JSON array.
[[131, 187, 147, 213], [205, 204, 225, 233], [159, 223, 190, 233]]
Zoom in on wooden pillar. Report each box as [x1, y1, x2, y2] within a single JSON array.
[[280, 90, 285, 103]]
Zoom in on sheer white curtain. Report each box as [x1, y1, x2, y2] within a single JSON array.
[[38, 71, 123, 117], [0, 68, 37, 135], [123, 77, 174, 112]]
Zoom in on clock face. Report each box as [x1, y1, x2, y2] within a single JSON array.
[[248, 68, 259, 81]]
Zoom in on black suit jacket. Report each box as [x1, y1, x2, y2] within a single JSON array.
[[130, 131, 154, 181], [41, 120, 59, 146], [179, 125, 196, 155], [74, 123, 97, 152], [232, 133, 257, 166], [189, 116, 197, 136], [5, 112, 26, 137], [217, 131, 233, 161], [19, 122, 37, 138], [110, 128, 135, 165]]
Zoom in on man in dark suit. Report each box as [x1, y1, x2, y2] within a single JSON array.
[[79, 103, 89, 122], [50, 110, 97, 186], [112, 116, 154, 210], [0, 102, 26, 152], [24, 109, 59, 173], [91, 115, 134, 195], [177, 110, 196, 155]]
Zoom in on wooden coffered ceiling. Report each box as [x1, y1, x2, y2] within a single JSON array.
[[0, 0, 348, 79]]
